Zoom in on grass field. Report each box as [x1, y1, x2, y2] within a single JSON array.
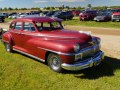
[[63, 17, 120, 29], [0, 41, 120, 90]]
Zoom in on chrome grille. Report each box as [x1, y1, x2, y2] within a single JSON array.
[[75, 45, 100, 61], [113, 15, 120, 18]]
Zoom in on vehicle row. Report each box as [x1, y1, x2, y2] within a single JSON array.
[[79, 9, 120, 22], [0, 9, 120, 22]]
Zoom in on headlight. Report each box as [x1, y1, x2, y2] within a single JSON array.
[[74, 44, 80, 53], [96, 38, 101, 44], [92, 37, 101, 44]]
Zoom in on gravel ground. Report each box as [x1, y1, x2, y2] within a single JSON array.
[[0, 22, 120, 59], [65, 26, 120, 59]]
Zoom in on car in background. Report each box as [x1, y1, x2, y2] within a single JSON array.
[[0, 12, 9, 18], [0, 15, 5, 22], [8, 13, 18, 19], [2, 17, 104, 72], [52, 11, 74, 20], [72, 10, 81, 16], [18, 12, 40, 18], [111, 9, 120, 13], [79, 10, 97, 21], [112, 12, 120, 22], [94, 11, 111, 22], [45, 11, 56, 17]]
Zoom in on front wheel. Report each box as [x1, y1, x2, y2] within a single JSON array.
[[4, 43, 13, 52], [47, 53, 63, 72]]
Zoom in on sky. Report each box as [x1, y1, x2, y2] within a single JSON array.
[[0, 0, 120, 8]]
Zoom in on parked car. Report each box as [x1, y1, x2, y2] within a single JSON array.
[[2, 17, 104, 72], [111, 9, 120, 13], [72, 10, 81, 16], [0, 15, 5, 22], [45, 11, 56, 17], [8, 13, 19, 19], [0, 12, 9, 18], [94, 11, 111, 22], [18, 12, 40, 18], [79, 10, 97, 21], [52, 11, 74, 20], [0, 28, 7, 39], [0, 28, 3, 39], [112, 12, 120, 22]]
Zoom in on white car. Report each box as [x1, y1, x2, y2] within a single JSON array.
[[18, 13, 40, 18]]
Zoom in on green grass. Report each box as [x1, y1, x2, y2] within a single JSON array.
[[0, 41, 120, 90], [63, 17, 120, 29]]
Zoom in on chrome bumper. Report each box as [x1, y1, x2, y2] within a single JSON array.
[[61, 51, 104, 71]]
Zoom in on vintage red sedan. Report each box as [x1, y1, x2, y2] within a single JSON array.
[[2, 17, 104, 72]]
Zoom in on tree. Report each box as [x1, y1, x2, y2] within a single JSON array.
[[87, 4, 92, 8], [3, 7, 8, 11]]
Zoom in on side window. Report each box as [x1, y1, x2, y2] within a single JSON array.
[[23, 22, 35, 32], [10, 22, 15, 29], [15, 22, 22, 30]]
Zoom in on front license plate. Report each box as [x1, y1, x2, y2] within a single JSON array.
[[116, 19, 120, 21], [89, 60, 93, 67]]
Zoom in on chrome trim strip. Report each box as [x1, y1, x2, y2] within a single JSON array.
[[38, 44, 99, 56], [61, 51, 104, 71], [13, 48, 45, 62], [37, 47, 71, 56]]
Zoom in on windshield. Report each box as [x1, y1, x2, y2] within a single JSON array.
[[35, 21, 63, 31], [97, 12, 111, 16]]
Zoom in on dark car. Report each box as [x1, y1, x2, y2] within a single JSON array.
[[94, 11, 111, 22], [52, 11, 74, 20], [0, 15, 5, 22], [45, 11, 56, 17], [111, 9, 120, 13], [79, 10, 97, 21]]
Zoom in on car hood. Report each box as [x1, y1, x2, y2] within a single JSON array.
[[38, 29, 92, 44]]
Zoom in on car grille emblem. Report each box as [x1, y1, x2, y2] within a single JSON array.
[[88, 42, 95, 45]]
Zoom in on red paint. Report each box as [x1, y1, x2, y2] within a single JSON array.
[[2, 17, 94, 63]]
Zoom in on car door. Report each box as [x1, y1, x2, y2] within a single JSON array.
[[20, 22, 37, 55], [10, 21, 23, 48]]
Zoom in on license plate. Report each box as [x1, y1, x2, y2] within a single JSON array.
[[116, 19, 120, 21]]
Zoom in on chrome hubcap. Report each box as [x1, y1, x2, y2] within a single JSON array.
[[49, 56, 60, 70], [6, 44, 10, 52]]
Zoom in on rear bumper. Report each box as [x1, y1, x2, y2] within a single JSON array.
[[61, 51, 104, 71]]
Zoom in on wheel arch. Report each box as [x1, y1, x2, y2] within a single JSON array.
[[2, 32, 14, 46]]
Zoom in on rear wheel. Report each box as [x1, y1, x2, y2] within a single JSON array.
[[4, 43, 13, 52], [47, 53, 63, 72]]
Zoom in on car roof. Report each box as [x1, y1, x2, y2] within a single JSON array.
[[12, 17, 63, 22]]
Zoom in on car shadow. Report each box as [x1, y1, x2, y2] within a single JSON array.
[[63, 56, 120, 79], [11, 50, 120, 79]]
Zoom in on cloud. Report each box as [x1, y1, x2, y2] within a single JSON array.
[[34, 0, 87, 3]]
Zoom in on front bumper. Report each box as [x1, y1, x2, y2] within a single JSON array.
[[61, 51, 104, 71]]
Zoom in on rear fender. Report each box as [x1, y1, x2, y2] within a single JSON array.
[[2, 32, 14, 46]]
